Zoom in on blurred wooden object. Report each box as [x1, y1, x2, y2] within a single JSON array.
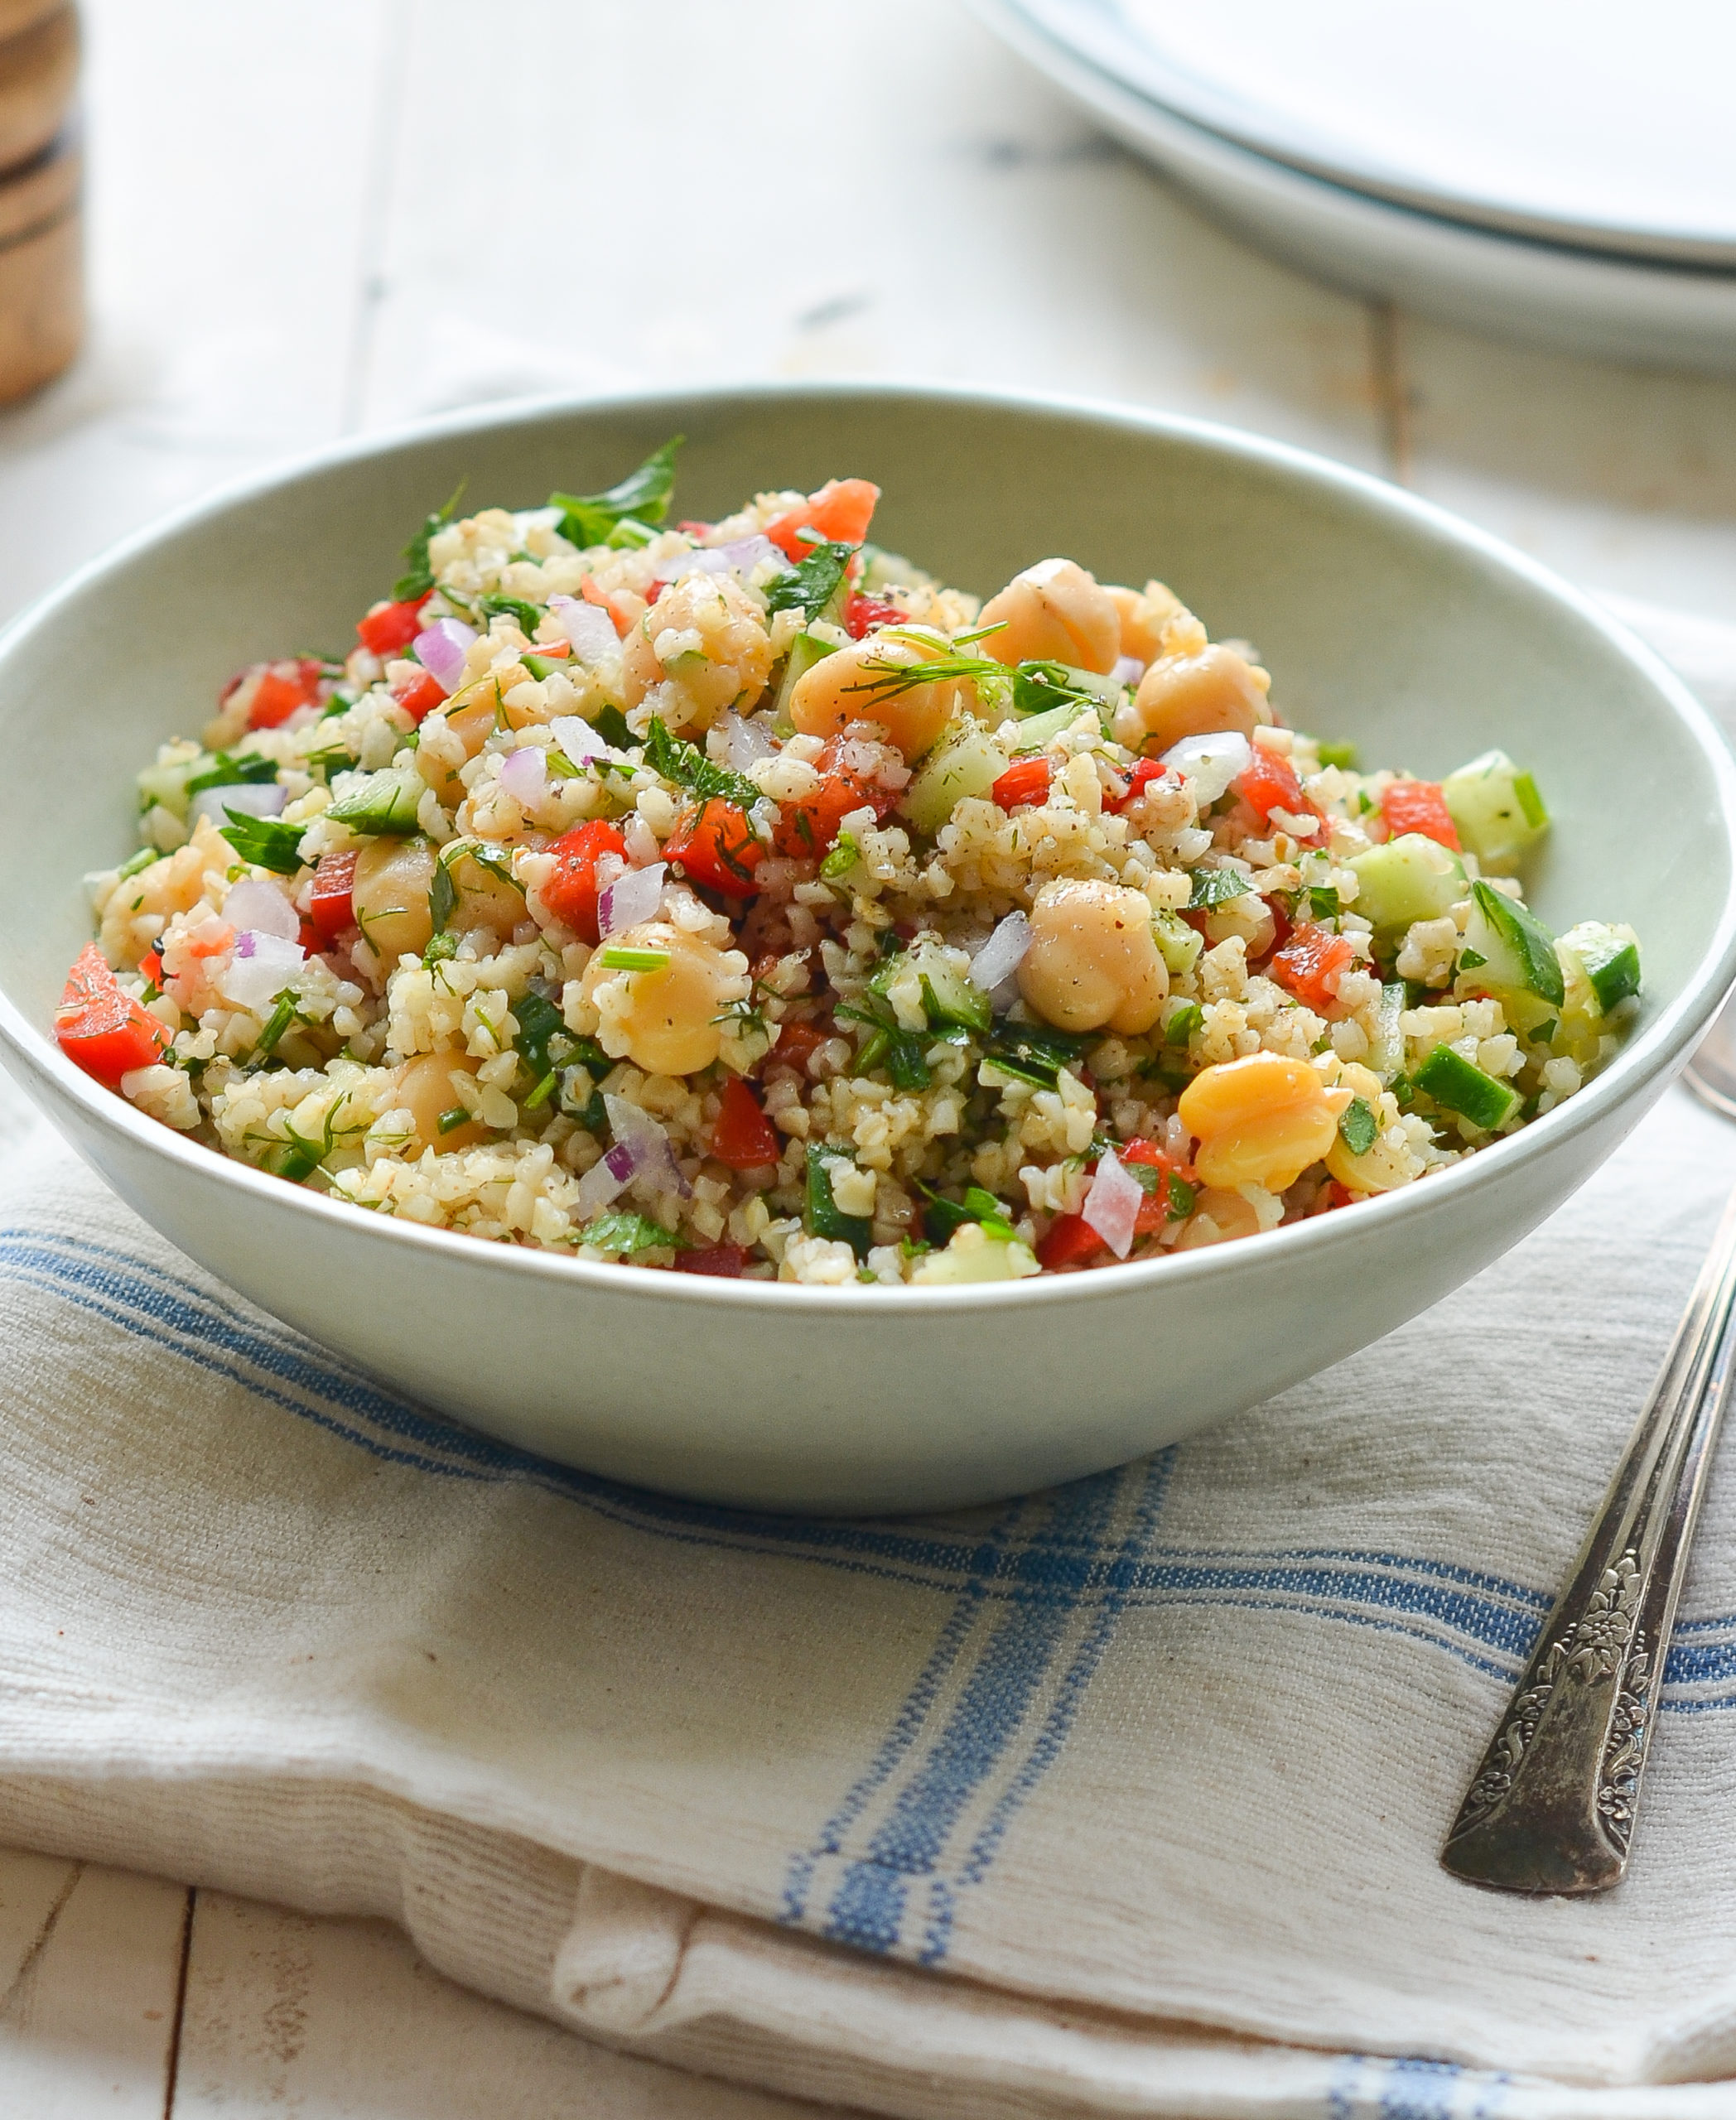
[[0, 1, 78, 401], [0, 0, 75, 171]]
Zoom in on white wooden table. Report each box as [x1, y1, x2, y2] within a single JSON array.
[[3, 2, 1736, 2109]]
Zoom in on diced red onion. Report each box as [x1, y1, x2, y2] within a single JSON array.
[[576, 1137, 639, 1217], [1160, 730, 1252, 807], [188, 782, 287, 831], [500, 745, 547, 802], [217, 931, 306, 1013], [1112, 655, 1145, 687], [598, 860, 665, 938], [1082, 1146, 1142, 1260], [550, 714, 609, 767], [547, 595, 619, 662], [654, 534, 785, 589], [968, 910, 1032, 994], [224, 878, 300, 941], [413, 616, 476, 693], [714, 710, 775, 773], [603, 1093, 692, 1198]]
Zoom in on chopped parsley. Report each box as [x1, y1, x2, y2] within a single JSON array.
[[219, 811, 306, 875], [764, 538, 853, 624], [1459, 947, 1488, 969], [548, 436, 683, 549], [185, 749, 280, 798], [480, 592, 544, 638], [513, 989, 574, 1082], [644, 716, 760, 810], [981, 1018, 1092, 1090], [326, 768, 422, 834], [1189, 867, 1251, 909], [919, 1183, 1017, 1247], [820, 830, 860, 882], [1010, 659, 1102, 719], [1338, 1096, 1381, 1158], [393, 482, 466, 602], [803, 1144, 872, 1258], [1305, 884, 1340, 921], [1163, 1000, 1203, 1045], [581, 1208, 681, 1257], [591, 704, 636, 752]]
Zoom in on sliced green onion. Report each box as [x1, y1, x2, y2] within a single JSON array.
[[597, 945, 670, 973], [436, 1105, 472, 1135]]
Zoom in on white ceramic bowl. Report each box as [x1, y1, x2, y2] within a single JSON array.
[[2, 384, 1733, 1514]]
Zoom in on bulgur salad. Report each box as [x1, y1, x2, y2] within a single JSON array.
[[60, 442, 1642, 1285]]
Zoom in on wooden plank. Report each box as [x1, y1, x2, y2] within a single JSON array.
[[0, 0, 392, 621], [170, 1888, 840, 2118], [0, 1855, 187, 2118], [359, 0, 1384, 471], [1391, 311, 1736, 623]]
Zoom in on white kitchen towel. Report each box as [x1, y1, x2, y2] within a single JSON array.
[[2, 596, 1734, 2120]]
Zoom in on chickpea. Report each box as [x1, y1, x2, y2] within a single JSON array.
[[788, 630, 966, 762], [351, 838, 437, 966], [443, 841, 525, 940], [621, 572, 772, 730], [1171, 1187, 1263, 1250], [977, 558, 1121, 675], [580, 919, 749, 1076], [1126, 645, 1271, 755], [417, 666, 537, 807], [1178, 1052, 1351, 1194], [1017, 879, 1169, 1036], [393, 1052, 489, 1154], [1105, 580, 1184, 669]]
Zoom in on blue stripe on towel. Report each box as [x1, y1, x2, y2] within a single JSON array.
[[4, 1226, 1735, 1720]]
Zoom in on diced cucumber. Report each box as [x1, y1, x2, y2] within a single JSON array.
[[772, 629, 837, 732], [1559, 920, 1642, 1014], [909, 1224, 1041, 1284], [1460, 879, 1565, 1006], [326, 765, 424, 835], [1315, 740, 1358, 771], [908, 935, 992, 1034], [1414, 1043, 1521, 1130], [1441, 749, 1549, 867], [1005, 700, 1097, 754], [899, 725, 1008, 836], [1151, 908, 1203, 976], [1347, 833, 1467, 934], [1366, 981, 1406, 1083]]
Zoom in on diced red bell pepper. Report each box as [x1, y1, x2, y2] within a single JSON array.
[[991, 757, 1053, 810], [771, 735, 897, 860], [137, 947, 164, 992], [1380, 778, 1461, 850], [219, 657, 326, 731], [1104, 758, 1175, 813], [541, 819, 629, 943], [1233, 743, 1314, 826], [711, 1076, 781, 1170], [308, 849, 359, 942], [845, 592, 904, 639], [772, 1018, 827, 1073], [1271, 923, 1356, 1013], [1036, 1212, 1107, 1272], [1119, 1138, 1199, 1235], [355, 591, 433, 657], [390, 669, 446, 724], [55, 943, 169, 1088], [665, 799, 764, 896], [675, 520, 714, 539], [673, 1241, 748, 1277], [764, 478, 880, 561]]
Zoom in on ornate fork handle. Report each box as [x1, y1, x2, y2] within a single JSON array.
[[1442, 1183, 1736, 1894]]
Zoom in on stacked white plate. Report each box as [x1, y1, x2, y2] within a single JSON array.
[[972, 0, 1736, 372]]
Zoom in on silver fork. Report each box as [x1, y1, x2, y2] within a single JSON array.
[[1441, 995, 1736, 1894]]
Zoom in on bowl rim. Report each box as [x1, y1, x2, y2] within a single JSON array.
[[3, 376, 1734, 1317]]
